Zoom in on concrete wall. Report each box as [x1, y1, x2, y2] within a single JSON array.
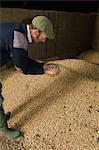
[[0, 8, 96, 60], [55, 12, 95, 57], [92, 5, 99, 51]]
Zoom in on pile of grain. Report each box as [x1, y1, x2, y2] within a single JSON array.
[[0, 59, 98, 150]]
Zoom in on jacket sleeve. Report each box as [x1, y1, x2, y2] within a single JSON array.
[[11, 48, 44, 75]]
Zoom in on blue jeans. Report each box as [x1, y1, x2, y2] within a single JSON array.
[[0, 39, 11, 68], [0, 82, 4, 106]]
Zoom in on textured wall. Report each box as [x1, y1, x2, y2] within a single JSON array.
[[92, 6, 99, 51], [55, 12, 96, 57], [0, 8, 96, 59]]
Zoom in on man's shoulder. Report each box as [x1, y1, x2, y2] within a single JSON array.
[[0, 22, 27, 37], [0, 22, 25, 24], [0, 22, 26, 28]]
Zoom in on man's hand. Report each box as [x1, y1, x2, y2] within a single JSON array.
[[43, 63, 60, 77]]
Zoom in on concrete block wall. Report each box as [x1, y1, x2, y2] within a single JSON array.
[[92, 5, 99, 51], [55, 12, 96, 57], [0, 8, 96, 60]]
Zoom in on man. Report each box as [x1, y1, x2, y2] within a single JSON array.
[[0, 15, 59, 75], [0, 16, 60, 139]]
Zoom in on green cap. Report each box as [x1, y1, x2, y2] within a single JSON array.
[[32, 16, 55, 39]]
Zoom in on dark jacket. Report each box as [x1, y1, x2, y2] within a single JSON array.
[[0, 22, 44, 74]]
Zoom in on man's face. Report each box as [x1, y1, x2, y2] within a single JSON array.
[[30, 29, 47, 43]]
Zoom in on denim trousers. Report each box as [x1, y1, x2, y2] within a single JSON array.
[[0, 82, 4, 106]]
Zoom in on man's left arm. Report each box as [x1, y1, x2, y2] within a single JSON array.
[[12, 48, 44, 75]]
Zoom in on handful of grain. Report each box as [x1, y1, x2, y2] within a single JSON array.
[[44, 63, 60, 77]]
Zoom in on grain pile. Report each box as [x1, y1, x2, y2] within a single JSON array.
[[0, 59, 99, 150], [77, 49, 99, 65]]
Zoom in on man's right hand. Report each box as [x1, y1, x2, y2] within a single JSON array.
[[43, 63, 60, 77]]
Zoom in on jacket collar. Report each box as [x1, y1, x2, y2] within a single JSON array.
[[27, 24, 32, 43]]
